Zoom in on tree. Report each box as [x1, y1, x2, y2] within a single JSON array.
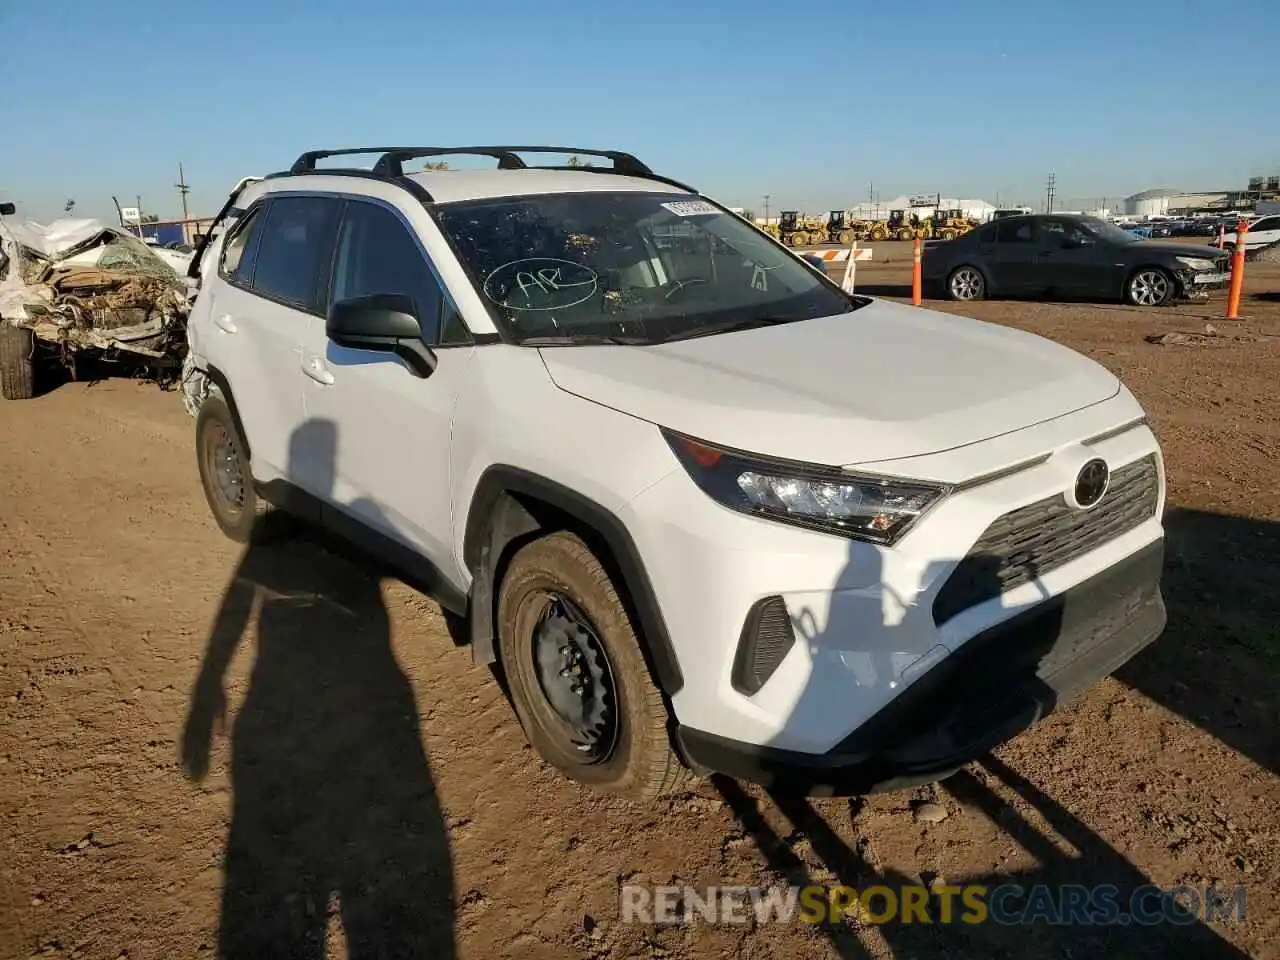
[[422, 160, 450, 171], [566, 155, 592, 168]]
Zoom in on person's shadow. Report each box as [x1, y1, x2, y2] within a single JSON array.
[[181, 418, 456, 959]]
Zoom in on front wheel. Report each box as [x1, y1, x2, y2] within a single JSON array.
[[1126, 268, 1175, 307], [497, 531, 687, 802], [0, 324, 35, 400], [947, 266, 986, 301]]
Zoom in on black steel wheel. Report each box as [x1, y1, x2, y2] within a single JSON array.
[[195, 392, 283, 543], [497, 531, 688, 801]]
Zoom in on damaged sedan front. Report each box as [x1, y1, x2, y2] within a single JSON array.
[[0, 213, 193, 400]]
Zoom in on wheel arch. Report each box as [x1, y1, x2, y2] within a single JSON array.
[[197, 363, 252, 459], [462, 465, 684, 698]]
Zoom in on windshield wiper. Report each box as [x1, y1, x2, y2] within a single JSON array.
[[520, 333, 653, 346], [653, 316, 797, 343]]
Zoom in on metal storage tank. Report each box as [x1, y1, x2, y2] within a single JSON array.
[[1123, 188, 1179, 217]]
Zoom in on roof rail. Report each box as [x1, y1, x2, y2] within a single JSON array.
[[289, 145, 655, 178]]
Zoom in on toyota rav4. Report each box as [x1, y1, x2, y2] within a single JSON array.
[[182, 146, 1168, 800]]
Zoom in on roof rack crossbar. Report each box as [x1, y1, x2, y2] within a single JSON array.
[[289, 145, 655, 178]]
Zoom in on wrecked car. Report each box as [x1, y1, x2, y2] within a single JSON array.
[[0, 210, 193, 400]]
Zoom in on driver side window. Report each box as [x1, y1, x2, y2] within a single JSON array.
[[330, 200, 461, 345]]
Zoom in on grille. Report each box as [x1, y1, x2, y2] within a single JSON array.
[[933, 454, 1159, 625]]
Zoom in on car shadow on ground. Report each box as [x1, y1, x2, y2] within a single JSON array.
[[181, 419, 456, 959], [715, 764, 1248, 959], [1114, 507, 1280, 776]]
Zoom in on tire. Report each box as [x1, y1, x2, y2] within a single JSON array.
[[1125, 267, 1175, 307], [195, 392, 284, 543], [497, 531, 688, 802], [870, 226, 888, 242], [947, 265, 986, 301], [898, 228, 916, 242], [940, 229, 957, 241], [0, 324, 35, 400], [837, 230, 853, 245]]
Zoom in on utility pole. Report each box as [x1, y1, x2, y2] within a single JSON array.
[[176, 163, 192, 243], [763, 194, 770, 224], [1045, 172, 1057, 214]]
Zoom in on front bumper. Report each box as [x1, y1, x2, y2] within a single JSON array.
[[1176, 266, 1231, 299], [677, 539, 1166, 795]]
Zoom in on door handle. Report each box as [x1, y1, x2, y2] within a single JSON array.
[[214, 314, 238, 334], [301, 355, 335, 385]]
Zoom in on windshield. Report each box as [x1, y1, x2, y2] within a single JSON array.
[[433, 191, 859, 344], [1081, 217, 1141, 244]]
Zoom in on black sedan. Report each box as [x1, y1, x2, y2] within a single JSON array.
[[922, 214, 1230, 306]]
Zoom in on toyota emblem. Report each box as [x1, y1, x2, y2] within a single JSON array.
[[1071, 458, 1110, 509]]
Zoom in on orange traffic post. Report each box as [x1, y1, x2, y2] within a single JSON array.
[[912, 234, 923, 305], [1225, 218, 1248, 320]]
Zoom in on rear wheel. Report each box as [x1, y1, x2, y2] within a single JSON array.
[[497, 531, 687, 802], [898, 227, 916, 242], [1126, 268, 1175, 307], [947, 266, 986, 301], [0, 324, 35, 400], [195, 392, 284, 543], [837, 230, 853, 245]]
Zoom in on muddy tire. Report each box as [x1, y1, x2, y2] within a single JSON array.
[[195, 392, 284, 543], [0, 324, 35, 400], [497, 531, 688, 802]]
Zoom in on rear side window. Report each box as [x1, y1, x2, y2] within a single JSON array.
[[219, 207, 264, 284], [1250, 217, 1279, 232], [996, 220, 1034, 243], [251, 196, 342, 311], [977, 223, 997, 243], [330, 200, 448, 343]]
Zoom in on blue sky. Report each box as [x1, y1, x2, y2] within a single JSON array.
[[3, 0, 1277, 223]]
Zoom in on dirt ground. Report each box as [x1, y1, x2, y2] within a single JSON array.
[[1, 253, 1278, 959]]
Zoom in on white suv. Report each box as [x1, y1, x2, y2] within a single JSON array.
[[183, 146, 1168, 801]]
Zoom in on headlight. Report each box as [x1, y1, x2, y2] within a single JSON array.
[[663, 431, 949, 545], [1176, 256, 1216, 271]]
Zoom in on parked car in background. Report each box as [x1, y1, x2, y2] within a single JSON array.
[[923, 214, 1229, 306], [1223, 215, 1280, 252]]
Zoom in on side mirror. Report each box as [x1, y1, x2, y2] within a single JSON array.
[[0, 202, 15, 216], [327, 293, 437, 378]]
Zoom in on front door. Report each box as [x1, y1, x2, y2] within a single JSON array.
[[298, 197, 473, 585], [1035, 218, 1117, 298]]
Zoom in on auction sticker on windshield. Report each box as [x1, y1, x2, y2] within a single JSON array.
[[662, 200, 720, 217], [483, 258, 599, 311]]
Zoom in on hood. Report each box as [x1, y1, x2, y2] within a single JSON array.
[[1130, 239, 1226, 259], [539, 299, 1121, 466]]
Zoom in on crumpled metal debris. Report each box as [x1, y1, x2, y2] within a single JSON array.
[[0, 216, 192, 372]]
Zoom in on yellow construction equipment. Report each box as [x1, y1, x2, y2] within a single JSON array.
[[929, 208, 978, 241], [824, 210, 874, 245], [778, 210, 828, 247]]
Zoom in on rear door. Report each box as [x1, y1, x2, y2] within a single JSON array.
[[196, 194, 342, 479], [987, 218, 1038, 294]]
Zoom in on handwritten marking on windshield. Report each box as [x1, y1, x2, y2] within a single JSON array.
[[483, 258, 599, 311]]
